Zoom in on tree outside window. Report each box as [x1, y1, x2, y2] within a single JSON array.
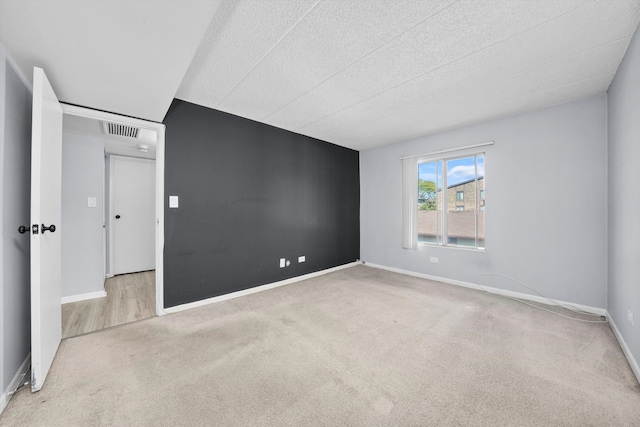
[[418, 179, 437, 211]]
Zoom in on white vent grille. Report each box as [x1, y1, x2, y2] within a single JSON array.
[[102, 122, 140, 138]]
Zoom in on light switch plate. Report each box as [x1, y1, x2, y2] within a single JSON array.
[[87, 197, 97, 208], [169, 196, 179, 208]]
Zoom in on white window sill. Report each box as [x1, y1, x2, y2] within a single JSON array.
[[417, 242, 486, 252]]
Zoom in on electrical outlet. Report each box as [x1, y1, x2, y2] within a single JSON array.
[[430, 257, 439, 263], [629, 310, 635, 327], [298, 256, 305, 263], [279, 258, 285, 268]]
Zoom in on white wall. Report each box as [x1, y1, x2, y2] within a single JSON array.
[[61, 133, 105, 298], [607, 25, 640, 374], [361, 96, 608, 308], [0, 44, 31, 411]]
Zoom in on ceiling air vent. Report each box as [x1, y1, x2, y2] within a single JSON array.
[[102, 121, 140, 139]]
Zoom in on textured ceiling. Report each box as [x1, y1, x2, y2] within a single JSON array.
[[0, 0, 221, 122], [1, 1, 639, 151], [178, 0, 640, 150]]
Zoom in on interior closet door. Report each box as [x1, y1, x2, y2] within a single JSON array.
[[110, 156, 156, 275], [30, 67, 63, 392]]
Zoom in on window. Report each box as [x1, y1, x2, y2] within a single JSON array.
[[415, 153, 485, 249]]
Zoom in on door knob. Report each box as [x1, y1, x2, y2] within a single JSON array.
[[41, 224, 56, 234], [115, 215, 121, 219], [17, 225, 30, 234]]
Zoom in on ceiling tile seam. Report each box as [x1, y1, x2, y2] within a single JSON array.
[[380, 75, 613, 147], [325, 72, 614, 144], [487, 71, 613, 106], [175, 0, 242, 94], [366, 71, 615, 146], [214, 0, 323, 109], [318, 36, 631, 140], [258, 0, 462, 121], [293, 0, 599, 133]]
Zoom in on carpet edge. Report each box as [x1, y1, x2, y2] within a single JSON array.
[[163, 261, 361, 314]]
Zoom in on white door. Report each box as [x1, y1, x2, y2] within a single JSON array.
[[30, 67, 63, 392], [110, 156, 155, 275]]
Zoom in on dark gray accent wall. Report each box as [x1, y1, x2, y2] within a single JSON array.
[[163, 100, 359, 308]]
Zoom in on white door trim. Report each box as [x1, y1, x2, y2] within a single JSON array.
[[60, 104, 166, 316]]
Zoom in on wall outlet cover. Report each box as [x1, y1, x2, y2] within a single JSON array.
[[298, 256, 305, 263]]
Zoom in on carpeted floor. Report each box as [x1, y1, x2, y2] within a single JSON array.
[[2, 265, 639, 426]]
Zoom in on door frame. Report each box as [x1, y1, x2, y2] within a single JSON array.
[[60, 104, 166, 316]]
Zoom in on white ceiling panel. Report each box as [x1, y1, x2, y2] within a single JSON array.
[[288, 0, 639, 142], [177, 0, 640, 150], [275, 0, 595, 131], [306, 36, 629, 148], [2, 0, 639, 150], [215, 0, 457, 118], [262, 0, 591, 130], [177, 0, 321, 109], [0, 0, 221, 122], [337, 73, 614, 148]]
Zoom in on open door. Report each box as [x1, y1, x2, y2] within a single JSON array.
[[30, 67, 63, 391]]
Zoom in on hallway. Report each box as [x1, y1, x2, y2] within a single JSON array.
[[62, 271, 155, 338]]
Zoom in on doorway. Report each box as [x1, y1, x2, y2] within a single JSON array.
[[60, 104, 166, 332], [61, 271, 155, 337]]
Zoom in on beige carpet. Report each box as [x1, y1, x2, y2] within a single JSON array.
[[2, 265, 639, 426]]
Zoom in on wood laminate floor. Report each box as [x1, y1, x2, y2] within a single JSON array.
[[62, 270, 155, 338]]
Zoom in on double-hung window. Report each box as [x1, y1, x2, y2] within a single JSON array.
[[410, 153, 485, 250]]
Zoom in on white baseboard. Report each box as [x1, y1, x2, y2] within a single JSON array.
[[164, 262, 360, 314], [61, 290, 107, 304], [0, 353, 30, 415], [363, 262, 607, 317], [606, 312, 640, 385]]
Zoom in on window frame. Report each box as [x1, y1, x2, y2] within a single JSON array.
[[417, 152, 485, 251]]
